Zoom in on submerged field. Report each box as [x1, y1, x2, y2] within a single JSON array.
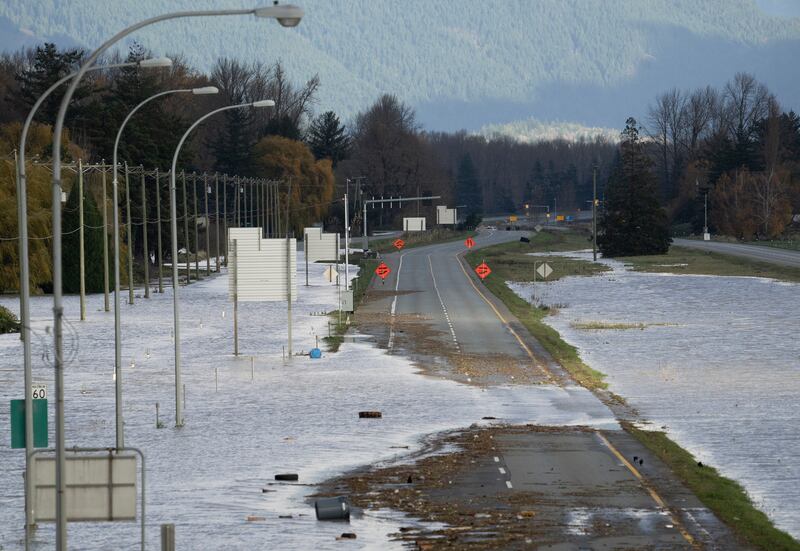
[[510, 249, 800, 541]]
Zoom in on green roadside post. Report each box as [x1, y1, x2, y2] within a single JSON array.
[[11, 399, 48, 448]]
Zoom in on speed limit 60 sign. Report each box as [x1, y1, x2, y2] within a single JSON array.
[[32, 384, 47, 399]]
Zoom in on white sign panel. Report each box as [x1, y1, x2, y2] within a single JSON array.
[[536, 262, 553, 279], [341, 290, 354, 312], [304, 227, 340, 262], [436, 206, 456, 225], [403, 217, 426, 232], [32, 383, 47, 399], [228, 228, 297, 302], [34, 453, 137, 522]]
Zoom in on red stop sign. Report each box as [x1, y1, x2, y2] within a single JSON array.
[[475, 262, 491, 280], [465, 237, 475, 249], [393, 238, 405, 250], [375, 262, 391, 280]]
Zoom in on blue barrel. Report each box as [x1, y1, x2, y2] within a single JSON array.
[[310, 348, 322, 359]]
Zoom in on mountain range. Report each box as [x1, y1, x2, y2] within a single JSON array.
[[1, 0, 799, 137]]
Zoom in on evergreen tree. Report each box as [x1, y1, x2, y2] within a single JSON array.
[[306, 111, 350, 167], [16, 42, 90, 127], [456, 153, 482, 215], [263, 114, 302, 141], [87, 43, 186, 169], [62, 184, 106, 293], [598, 118, 671, 257]]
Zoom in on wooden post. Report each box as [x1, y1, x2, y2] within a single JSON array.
[[155, 169, 163, 293], [125, 162, 134, 304], [204, 173, 210, 276], [141, 168, 149, 299], [193, 172, 199, 282], [215, 174, 220, 273], [78, 159, 86, 320], [101, 160, 110, 311], [182, 171, 190, 285], [222, 175, 228, 267]]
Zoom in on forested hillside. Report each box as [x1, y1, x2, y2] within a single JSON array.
[[1, 0, 798, 130]]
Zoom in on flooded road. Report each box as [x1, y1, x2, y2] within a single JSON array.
[[0, 257, 614, 550], [511, 251, 800, 539]]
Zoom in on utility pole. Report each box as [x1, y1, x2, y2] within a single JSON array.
[[182, 171, 190, 285], [235, 175, 240, 228], [193, 173, 199, 282], [101, 161, 110, 311], [78, 159, 86, 320], [205, 173, 211, 276], [704, 192, 709, 238], [214, 174, 220, 272], [125, 162, 134, 304], [553, 196, 557, 224], [141, 168, 149, 298], [344, 191, 349, 288], [592, 165, 598, 262], [223, 175, 228, 266], [156, 169, 163, 293]]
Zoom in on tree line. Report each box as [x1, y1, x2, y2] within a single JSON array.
[[645, 73, 800, 239], [2, 42, 798, 292]]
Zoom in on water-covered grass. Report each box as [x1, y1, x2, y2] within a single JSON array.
[[571, 321, 678, 330], [625, 422, 800, 551], [324, 256, 379, 352], [621, 246, 800, 282]]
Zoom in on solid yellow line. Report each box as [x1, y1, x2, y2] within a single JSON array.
[[596, 431, 697, 547], [454, 251, 541, 366], [456, 248, 696, 546]]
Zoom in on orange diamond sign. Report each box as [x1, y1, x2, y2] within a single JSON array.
[[475, 262, 491, 280], [393, 238, 405, 250], [465, 237, 475, 249], [375, 262, 391, 280]]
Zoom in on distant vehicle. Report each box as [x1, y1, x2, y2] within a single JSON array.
[[362, 249, 379, 259]]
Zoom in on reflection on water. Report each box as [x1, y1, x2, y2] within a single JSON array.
[[511, 251, 800, 539], [0, 257, 614, 550]]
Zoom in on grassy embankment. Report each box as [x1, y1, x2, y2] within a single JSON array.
[[626, 422, 800, 551], [465, 229, 610, 390], [369, 228, 474, 254], [323, 255, 379, 352], [469, 228, 800, 550], [622, 246, 800, 282]]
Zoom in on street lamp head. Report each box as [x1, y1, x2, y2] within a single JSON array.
[[252, 99, 275, 108], [192, 86, 219, 95], [254, 3, 304, 27], [139, 57, 173, 68]]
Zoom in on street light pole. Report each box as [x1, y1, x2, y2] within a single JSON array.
[[48, 7, 302, 547], [592, 165, 598, 262], [168, 100, 274, 427], [111, 85, 218, 450], [14, 58, 160, 540]]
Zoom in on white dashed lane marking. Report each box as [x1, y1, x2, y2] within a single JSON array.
[[427, 254, 460, 352]]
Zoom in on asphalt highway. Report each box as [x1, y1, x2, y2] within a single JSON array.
[[355, 228, 747, 547]]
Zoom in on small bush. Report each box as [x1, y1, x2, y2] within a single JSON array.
[[0, 305, 20, 334]]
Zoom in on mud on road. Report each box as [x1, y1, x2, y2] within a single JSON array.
[[314, 424, 746, 550]]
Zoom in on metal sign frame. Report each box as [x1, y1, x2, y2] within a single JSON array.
[[29, 447, 145, 551]]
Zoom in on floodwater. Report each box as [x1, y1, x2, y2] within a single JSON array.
[[0, 256, 615, 550], [510, 251, 800, 539]]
